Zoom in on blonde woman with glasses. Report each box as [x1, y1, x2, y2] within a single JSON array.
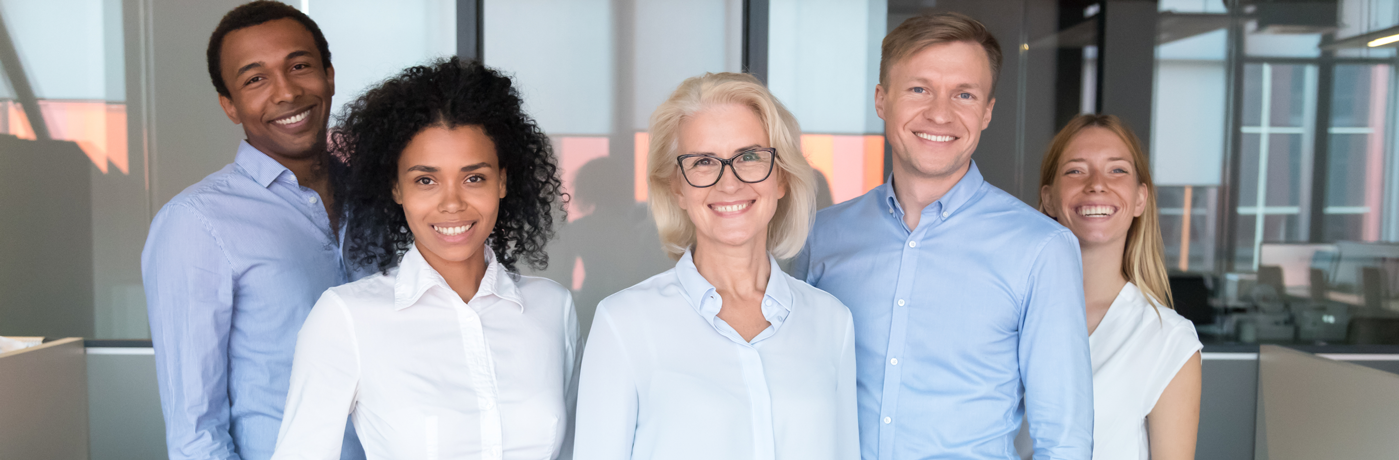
[[1038, 114, 1203, 460], [572, 72, 857, 460]]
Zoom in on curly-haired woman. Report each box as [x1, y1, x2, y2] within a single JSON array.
[[271, 58, 576, 460]]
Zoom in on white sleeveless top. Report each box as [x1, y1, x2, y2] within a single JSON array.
[[1089, 282, 1202, 460]]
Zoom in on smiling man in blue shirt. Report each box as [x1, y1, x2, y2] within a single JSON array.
[[794, 12, 1093, 460], [141, 2, 365, 459]]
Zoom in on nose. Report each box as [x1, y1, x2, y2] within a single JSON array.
[[270, 72, 301, 105], [439, 182, 466, 213], [923, 95, 953, 125], [1085, 171, 1108, 192], [713, 162, 745, 192]]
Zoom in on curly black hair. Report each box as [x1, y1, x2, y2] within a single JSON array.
[[206, 1, 332, 98], [334, 57, 566, 274]]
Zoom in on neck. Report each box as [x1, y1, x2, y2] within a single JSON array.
[[1081, 238, 1129, 307], [692, 238, 770, 297], [417, 241, 489, 303], [890, 160, 969, 229]]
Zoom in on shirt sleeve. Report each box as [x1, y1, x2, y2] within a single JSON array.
[[1145, 317, 1203, 414], [792, 231, 818, 284], [571, 304, 638, 460], [836, 311, 859, 460], [271, 292, 362, 460], [1018, 230, 1094, 459], [141, 204, 240, 460], [557, 292, 582, 460]]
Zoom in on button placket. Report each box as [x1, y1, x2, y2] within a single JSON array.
[[454, 299, 504, 460]]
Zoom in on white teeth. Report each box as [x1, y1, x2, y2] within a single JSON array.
[[274, 110, 310, 125], [1078, 205, 1115, 217], [433, 223, 472, 236], [916, 132, 955, 142], [712, 202, 750, 213]]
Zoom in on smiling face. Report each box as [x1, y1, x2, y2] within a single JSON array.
[[393, 125, 507, 269], [1041, 126, 1148, 249], [217, 18, 335, 161], [672, 103, 786, 253], [876, 40, 996, 182]]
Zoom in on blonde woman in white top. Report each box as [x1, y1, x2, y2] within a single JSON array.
[[572, 72, 858, 460], [272, 59, 578, 459], [1038, 114, 1203, 460]]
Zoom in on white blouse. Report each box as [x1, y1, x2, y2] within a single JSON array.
[[573, 250, 858, 460], [1090, 282, 1202, 460], [272, 245, 580, 460]]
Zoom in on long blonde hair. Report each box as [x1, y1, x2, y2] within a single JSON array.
[[646, 72, 817, 260], [1038, 114, 1174, 310]]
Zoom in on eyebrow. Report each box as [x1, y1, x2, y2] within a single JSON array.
[[1062, 157, 1133, 165], [690, 145, 764, 156], [233, 50, 316, 79], [405, 162, 494, 173]]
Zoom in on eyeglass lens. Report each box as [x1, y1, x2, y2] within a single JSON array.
[[680, 149, 774, 187]]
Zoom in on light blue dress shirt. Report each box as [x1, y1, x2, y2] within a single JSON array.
[[574, 250, 858, 460], [794, 162, 1093, 460], [142, 141, 366, 460]]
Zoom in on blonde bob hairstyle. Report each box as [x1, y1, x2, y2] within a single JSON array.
[[1038, 114, 1174, 311], [647, 72, 817, 260]]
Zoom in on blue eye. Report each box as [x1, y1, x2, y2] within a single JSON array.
[[911, 87, 927, 94], [957, 92, 973, 99]]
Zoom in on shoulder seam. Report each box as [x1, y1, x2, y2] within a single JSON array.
[[167, 202, 239, 275]]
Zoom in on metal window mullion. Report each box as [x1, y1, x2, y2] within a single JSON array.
[[1253, 63, 1273, 270], [1307, 56, 1335, 244]]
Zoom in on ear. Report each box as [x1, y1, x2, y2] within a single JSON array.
[[325, 65, 336, 97], [874, 84, 888, 121], [981, 97, 996, 130], [671, 173, 688, 210], [1040, 184, 1057, 219], [497, 168, 508, 199], [392, 180, 403, 205], [218, 94, 241, 125], [1134, 183, 1148, 218], [775, 168, 788, 200]]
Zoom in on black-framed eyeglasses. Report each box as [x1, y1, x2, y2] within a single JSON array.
[[676, 147, 777, 188]]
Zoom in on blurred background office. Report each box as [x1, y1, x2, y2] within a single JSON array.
[[2, 0, 1399, 459]]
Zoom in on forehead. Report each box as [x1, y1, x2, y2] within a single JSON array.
[[888, 40, 993, 86], [1062, 127, 1134, 163], [678, 104, 768, 149], [399, 125, 498, 169], [219, 18, 319, 73]]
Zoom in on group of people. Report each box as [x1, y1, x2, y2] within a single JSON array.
[[141, 2, 1203, 460]]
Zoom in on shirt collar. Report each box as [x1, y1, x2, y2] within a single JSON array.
[[882, 160, 986, 222], [674, 249, 794, 321], [392, 244, 523, 312], [233, 140, 294, 188]]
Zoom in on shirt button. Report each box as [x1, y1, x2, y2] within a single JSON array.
[[942, 211, 950, 218], [890, 358, 899, 365], [897, 299, 905, 306], [308, 196, 318, 204], [908, 241, 917, 248], [883, 417, 892, 424]]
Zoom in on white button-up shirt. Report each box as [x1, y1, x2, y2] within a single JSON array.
[[273, 245, 580, 460], [573, 250, 858, 460]]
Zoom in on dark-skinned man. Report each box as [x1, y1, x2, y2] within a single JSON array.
[[141, 2, 366, 459]]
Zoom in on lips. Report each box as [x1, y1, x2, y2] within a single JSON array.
[[709, 200, 753, 214], [270, 107, 314, 127], [1076, 205, 1117, 217], [432, 222, 474, 236], [915, 132, 957, 142]]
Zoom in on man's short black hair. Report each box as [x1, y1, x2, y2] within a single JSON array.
[[206, 1, 332, 98]]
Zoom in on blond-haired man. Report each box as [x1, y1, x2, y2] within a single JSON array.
[[795, 12, 1093, 460]]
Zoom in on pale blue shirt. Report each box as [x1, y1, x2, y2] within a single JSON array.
[[142, 141, 366, 460], [794, 162, 1093, 460], [574, 250, 858, 460]]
